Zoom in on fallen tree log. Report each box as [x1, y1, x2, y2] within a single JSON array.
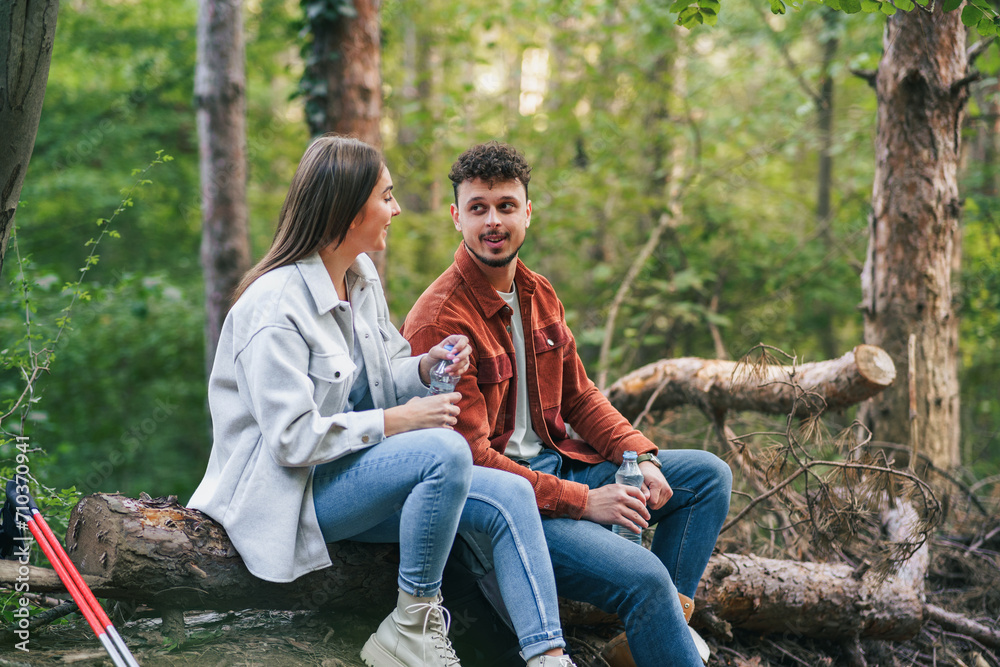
[[39, 493, 930, 641], [606, 344, 896, 421], [701, 553, 922, 641]]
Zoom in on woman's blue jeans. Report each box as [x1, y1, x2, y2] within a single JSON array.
[[312, 428, 565, 660], [530, 448, 732, 667]]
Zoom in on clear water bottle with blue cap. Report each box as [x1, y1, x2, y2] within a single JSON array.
[[612, 450, 644, 545], [429, 344, 459, 395]]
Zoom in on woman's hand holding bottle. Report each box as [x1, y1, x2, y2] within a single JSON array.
[[418, 335, 472, 385], [385, 335, 471, 436]]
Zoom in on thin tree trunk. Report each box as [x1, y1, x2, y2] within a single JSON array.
[[858, 6, 967, 470], [814, 10, 840, 361], [303, 0, 385, 280], [0, 0, 59, 277], [195, 0, 251, 379]]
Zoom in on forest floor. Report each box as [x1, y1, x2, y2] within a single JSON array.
[[3, 500, 998, 667]]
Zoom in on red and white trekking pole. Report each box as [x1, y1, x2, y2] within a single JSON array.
[[8, 480, 140, 667]]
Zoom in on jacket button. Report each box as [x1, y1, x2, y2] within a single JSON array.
[[362, 435, 370, 443], [374, 380, 380, 387], [365, 333, 370, 338], [547, 338, 554, 346], [334, 371, 341, 378]]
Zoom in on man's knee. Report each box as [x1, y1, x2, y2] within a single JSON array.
[[622, 553, 677, 599]]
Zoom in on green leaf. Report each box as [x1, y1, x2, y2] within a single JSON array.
[[880, 1, 897, 13], [770, 0, 787, 14], [860, 0, 881, 12], [697, 0, 720, 11], [968, 0, 992, 10], [840, 0, 862, 12], [824, 0, 842, 10], [962, 4, 985, 26], [895, 0, 914, 10], [701, 7, 718, 24], [669, 0, 691, 12], [676, 5, 703, 27], [977, 16, 997, 35], [942, 0, 960, 8]]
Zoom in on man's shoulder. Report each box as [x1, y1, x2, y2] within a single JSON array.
[[405, 264, 475, 332]]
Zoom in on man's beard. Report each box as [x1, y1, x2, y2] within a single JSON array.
[[468, 239, 524, 268]]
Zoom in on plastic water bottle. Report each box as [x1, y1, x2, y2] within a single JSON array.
[[429, 344, 459, 395], [612, 451, 644, 545]]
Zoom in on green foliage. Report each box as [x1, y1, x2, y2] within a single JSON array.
[[2, 0, 997, 529]]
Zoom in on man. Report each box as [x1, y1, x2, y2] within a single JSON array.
[[403, 141, 732, 667]]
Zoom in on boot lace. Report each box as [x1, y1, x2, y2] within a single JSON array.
[[405, 600, 461, 666]]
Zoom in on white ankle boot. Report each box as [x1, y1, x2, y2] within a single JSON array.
[[527, 654, 577, 667], [360, 590, 461, 667]]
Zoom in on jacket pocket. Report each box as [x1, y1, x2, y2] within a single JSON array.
[[308, 353, 355, 412]]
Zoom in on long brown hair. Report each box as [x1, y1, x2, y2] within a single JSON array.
[[233, 134, 384, 302]]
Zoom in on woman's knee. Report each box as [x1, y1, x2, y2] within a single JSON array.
[[421, 428, 473, 478]]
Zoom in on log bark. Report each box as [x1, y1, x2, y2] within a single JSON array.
[[195, 0, 251, 379], [606, 344, 896, 423], [700, 553, 923, 641], [0, 0, 59, 276], [46, 493, 927, 641], [858, 3, 966, 470], [62, 493, 398, 613]]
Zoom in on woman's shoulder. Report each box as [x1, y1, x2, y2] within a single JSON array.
[[231, 265, 310, 331]]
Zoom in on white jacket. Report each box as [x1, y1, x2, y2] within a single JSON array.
[[188, 253, 427, 582]]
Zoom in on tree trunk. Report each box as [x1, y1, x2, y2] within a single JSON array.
[[858, 4, 967, 470], [195, 0, 251, 379], [35, 494, 926, 642], [814, 9, 841, 361], [302, 0, 385, 281], [0, 0, 59, 278], [698, 553, 923, 641], [61, 493, 398, 613], [606, 344, 896, 423]]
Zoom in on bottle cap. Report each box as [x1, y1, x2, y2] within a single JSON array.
[[623, 450, 637, 460], [443, 344, 454, 351]]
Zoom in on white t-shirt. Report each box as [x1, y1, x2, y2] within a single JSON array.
[[497, 285, 544, 461]]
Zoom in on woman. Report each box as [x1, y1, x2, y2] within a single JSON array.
[[188, 135, 576, 667]]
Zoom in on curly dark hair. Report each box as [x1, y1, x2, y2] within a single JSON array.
[[448, 141, 532, 203]]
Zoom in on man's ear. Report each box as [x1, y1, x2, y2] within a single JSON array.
[[451, 203, 461, 231], [525, 200, 531, 228]]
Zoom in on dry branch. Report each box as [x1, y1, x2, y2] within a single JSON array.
[[924, 604, 1000, 651], [606, 344, 895, 422]]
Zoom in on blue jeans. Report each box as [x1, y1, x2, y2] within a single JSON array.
[[312, 428, 565, 661], [530, 448, 732, 667]]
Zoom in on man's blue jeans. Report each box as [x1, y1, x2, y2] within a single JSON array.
[[312, 428, 566, 660], [529, 448, 732, 667]]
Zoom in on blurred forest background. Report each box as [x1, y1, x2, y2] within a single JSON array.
[[1, 0, 998, 509]]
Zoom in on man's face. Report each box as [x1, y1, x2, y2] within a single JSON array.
[[451, 178, 531, 271]]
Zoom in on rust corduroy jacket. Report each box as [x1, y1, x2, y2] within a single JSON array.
[[403, 244, 657, 519]]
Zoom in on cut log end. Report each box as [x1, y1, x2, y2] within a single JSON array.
[[854, 344, 897, 386]]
